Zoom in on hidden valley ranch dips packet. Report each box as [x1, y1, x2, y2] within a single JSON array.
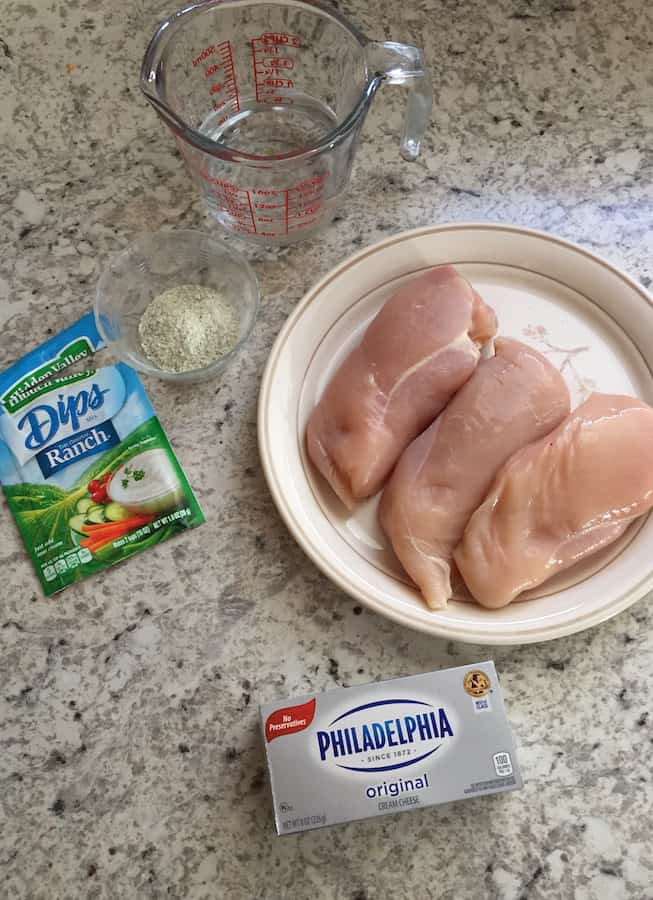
[[0, 312, 204, 596], [261, 661, 522, 834]]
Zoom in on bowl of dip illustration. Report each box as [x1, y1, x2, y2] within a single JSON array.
[[107, 449, 184, 515]]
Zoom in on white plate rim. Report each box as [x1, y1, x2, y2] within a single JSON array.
[[258, 222, 653, 644]]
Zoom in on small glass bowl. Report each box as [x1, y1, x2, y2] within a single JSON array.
[[94, 230, 260, 382]]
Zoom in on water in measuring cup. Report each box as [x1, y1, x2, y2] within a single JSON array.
[[199, 91, 338, 156], [196, 92, 341, 241]]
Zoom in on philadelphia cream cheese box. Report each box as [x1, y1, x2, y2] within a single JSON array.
[[260, 661, 521, 834]]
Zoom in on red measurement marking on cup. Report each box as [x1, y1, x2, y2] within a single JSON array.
[[245, 191, 257, 232], [195, 171, 324, 237], [251, 32, 300, 104], [196, 172, 257, 234], [218, 41, 240, 114], [191, 39, 240, 124], [285, 175, 325, 235]]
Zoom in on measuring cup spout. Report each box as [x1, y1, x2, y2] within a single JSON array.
[[140, 14, 188, 139], [365, 42, 432, 161]]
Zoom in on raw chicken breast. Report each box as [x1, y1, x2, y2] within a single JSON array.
[[379, 338, 570, 609], [454, 393, 653, 608], [306, 266, 497, 508]]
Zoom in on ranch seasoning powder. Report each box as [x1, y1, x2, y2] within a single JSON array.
[[139, 284, 240, 373]]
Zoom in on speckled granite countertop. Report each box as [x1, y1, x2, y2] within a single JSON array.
[[1, 1, 652, 898]]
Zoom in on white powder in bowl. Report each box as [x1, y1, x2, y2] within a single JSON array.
[[139, 283, 241, 373]]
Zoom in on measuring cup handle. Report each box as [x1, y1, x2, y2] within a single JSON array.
[[365, 42, 432, 161]]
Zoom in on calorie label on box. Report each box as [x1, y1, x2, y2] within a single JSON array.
[[260, 661, 522, 834]]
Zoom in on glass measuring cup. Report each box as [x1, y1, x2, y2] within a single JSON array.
[[141, 0, 432, 244]]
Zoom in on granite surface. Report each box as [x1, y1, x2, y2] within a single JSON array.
[[1, 0, 653, 898]]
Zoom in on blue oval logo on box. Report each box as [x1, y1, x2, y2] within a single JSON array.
[[315, 697, 455, 773]]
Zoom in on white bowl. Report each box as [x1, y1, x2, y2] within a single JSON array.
[[258, 223, 653, 644]]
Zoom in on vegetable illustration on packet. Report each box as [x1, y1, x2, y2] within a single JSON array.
[[0, 312, 204, 596]]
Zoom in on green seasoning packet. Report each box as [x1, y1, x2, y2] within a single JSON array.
[[0, 312, 204, 596]]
